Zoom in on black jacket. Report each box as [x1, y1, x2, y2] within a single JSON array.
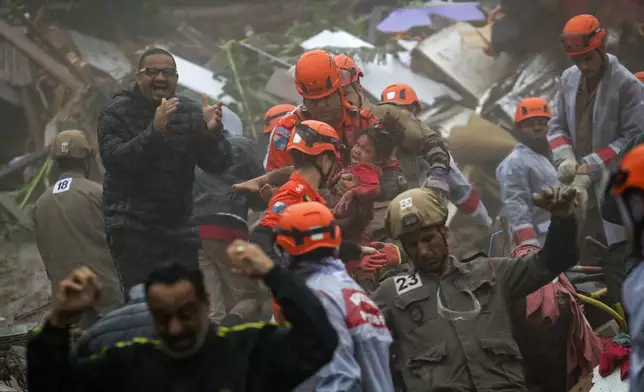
[[98, 83, 232, 231], [27, 266, 339, 392], [193, 132, 265, 230]]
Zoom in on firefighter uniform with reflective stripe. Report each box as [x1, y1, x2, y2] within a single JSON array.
[[27, 266, 340, 392]]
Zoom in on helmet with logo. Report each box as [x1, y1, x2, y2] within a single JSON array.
[[560, 14, 606, 56], [50, 130, 94, 159], [287, 120, 342, 159], [514, 97, 552, 124], [334, 54, 363, 87], [381, 83, 420, 107], [295, 50, 341, 100], [610, 145, 644, 255], [274, 202, 342, 256], [264, 104, 296, 134], [386, 188, 448, 239], [635, 71, 644, 83]]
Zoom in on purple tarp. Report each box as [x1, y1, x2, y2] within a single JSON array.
[[377, 2, 485, 33]]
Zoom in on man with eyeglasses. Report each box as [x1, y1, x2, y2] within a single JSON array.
[[548, 14, 644, 263], [372, 186, 579, 391], [97, 47, 232, 295]]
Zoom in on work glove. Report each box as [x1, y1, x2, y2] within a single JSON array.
[[570, 174, 592, 220], [369, 242, 402, 267], [381, 111, 405, 145], [532, 186, 578, 218], [557, 159, 578, 185], [345, 253, 389, 274]]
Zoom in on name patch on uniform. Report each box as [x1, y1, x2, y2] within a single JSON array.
[[272, 201, 288, 215], [342, 288, 387, 329], [394, 273, 422, 295], [272, 127, 290, 151], [52, 177, 73, 194]]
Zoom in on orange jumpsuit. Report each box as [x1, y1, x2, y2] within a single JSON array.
[[258, 171, 325, 325], [264, 105, 388, 172]]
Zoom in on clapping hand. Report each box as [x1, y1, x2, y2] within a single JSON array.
[[202, 93, 223, 131]]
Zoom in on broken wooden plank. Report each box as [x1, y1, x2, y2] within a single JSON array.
[[0, 20, 85, 91]]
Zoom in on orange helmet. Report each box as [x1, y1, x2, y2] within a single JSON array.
[[274, 202, 342, 256], [381, 83, 420, 106], [609, 145, 644, 254], [264, 104, 296, 134], [611, 145, 644, 197], [295, 50, 341, 100], [334, 54, 363, 87], [635, 71, 644, 83], [560, 14, 606, 56], [287, 120, 341, 159], [514, 97, 552, 124]]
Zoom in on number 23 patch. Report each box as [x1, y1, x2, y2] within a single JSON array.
[[394, 273, 422, 295]]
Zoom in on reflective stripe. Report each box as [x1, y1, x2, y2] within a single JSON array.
[[216, 321, 290, 337], [89, 337, 160, 359]]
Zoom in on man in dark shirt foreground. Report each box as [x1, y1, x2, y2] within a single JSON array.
[[27, 243, 338, 392]]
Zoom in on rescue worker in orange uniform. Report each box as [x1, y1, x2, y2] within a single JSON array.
[[263, 103, 296, 172], [237, 50, 450, 200], [251, 120, 391, 272]]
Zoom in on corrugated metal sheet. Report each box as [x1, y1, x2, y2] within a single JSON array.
[[0, 38, 32, 86], [67, 30, 132, 81], [488, 54, 560, 124], [412, 23, 516, 105]]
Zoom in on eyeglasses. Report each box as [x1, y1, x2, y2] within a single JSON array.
[[560, 26, 602, 52], [138, 67, 178, 78]]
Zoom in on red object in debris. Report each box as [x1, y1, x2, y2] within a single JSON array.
[[599, 341, 631, 380]]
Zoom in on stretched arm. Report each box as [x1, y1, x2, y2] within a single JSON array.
[[494, 215, 578, 298], [547, 78, 575, 167], [98, 110, 164, 174], [498, 161, 540, 246], [580, 80, 644, 181]]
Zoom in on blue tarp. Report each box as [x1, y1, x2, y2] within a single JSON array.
[[377, 2, 485, 33]]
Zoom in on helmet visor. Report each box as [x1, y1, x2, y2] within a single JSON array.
[[560, 27, 601, 52], [292, 123, 343, 153]]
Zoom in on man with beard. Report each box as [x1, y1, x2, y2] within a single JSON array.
[[548, 14, 644, 256], [497, 97, 560, 248], [372, 185, 580, 391], [98, 47, 232, 294], [27, 253, 339, 391]]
